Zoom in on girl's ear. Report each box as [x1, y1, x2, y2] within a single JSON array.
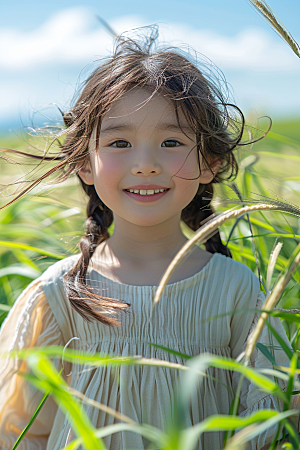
[[199, 158, 222, 184], [78, 160, 94, 185]]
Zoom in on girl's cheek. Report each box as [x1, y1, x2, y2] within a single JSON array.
[[96, 154, 124, 176], [169, 152, 199, 179], [94, 154, 126, 191]]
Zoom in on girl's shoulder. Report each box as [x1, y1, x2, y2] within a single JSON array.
[[37, 254, 82, 343], [40, 254, 81, 285], [209, 253, 262, 305], [213, 252, 260, 284]]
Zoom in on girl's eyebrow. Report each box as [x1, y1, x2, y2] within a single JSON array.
[[100, 123, 194, 134]]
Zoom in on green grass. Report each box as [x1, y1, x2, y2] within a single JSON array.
[[1, 116, 300, 449]]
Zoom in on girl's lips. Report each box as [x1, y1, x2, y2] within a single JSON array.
[[123, 189, 169, 202]]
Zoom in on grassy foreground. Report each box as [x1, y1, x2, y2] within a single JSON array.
[[1, 116, 300, 449]]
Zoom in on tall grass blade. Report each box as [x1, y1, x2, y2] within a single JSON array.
[[227, 183, 263, 286], [266, 240, 283, 293], [247, 0, 300, 58], [291, 328, 300, 351], [256, 342, 277, 366], [0, 240, 65, 259], [245, 242, 300, 364], [285, 353, 298, 409], [222, 396, 240, 449], [14, 347, 191, 373], [68, 388, 138, 426], [225, 410, 299, 449], [0, 304, 11, 312], [182, 410, 293, 450], [153, 204, 300, 307], [24, 354, 106, 450], [11, 392, 51, 450], [262, 318, 293, 361], [259, 151, 300, 162], [63, 423, 168, 450], [267, 131, 300, 147], [0, 265, 41, 280], [146, 342, 192, 359], [0, 312, 9, 326]]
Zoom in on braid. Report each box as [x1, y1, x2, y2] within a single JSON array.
[[181, 183, 232, 258], [82, 184, 112, 263], [64, 183, 130, 325]]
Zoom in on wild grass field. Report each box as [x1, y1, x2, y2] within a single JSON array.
[[1, 115, 300, 449], [1, 116, 300, 312]]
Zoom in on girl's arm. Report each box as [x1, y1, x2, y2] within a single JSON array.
[[0, 280, 65, 450]]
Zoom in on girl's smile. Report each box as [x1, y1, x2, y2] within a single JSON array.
[[123, 183, 171, 201]]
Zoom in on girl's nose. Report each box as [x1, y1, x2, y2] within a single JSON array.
[[131, 147, 162, 176], [132, 165, 162, 175]]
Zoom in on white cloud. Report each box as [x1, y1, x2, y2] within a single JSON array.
[[1, 7, 299, 124], [0, 6, 299, 73], [0, 9, 143, 71], [167, 25, 300, 72]]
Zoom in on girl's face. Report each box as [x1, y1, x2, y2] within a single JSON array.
[[79, 88, 218, 228]]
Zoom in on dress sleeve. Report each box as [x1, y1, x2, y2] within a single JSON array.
[[232, 291, 300, 450], [0, 280, 65, 450]]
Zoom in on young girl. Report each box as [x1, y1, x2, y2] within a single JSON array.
[[0, 30, 296, 450]]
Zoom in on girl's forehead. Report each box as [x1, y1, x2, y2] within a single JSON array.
[[100, 88, 191, 131]]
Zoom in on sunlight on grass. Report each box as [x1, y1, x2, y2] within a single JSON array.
[[1, 116, 300, 448]]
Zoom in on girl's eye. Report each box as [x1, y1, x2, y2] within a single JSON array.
[[161, 140, 182, 148], [110, 140, 131, 148]]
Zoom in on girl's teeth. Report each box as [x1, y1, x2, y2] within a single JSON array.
[[127, 189, 167, 195]]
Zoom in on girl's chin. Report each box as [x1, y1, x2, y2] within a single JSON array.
[[117, 212, 180, 228]]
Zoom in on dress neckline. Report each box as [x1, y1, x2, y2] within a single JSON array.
[[88, 252, 220, 289]]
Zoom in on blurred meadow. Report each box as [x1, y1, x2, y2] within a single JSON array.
[[1, 115, 300, 329]]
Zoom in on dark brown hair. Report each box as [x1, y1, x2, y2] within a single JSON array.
[[1, 29, 259, 326]]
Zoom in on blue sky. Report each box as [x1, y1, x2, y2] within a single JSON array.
[[1, 0, 300, 132]]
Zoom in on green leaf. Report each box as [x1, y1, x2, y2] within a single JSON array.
[[222, 395, 240, 448], [279, 443, 293, 449], [13, 346, 289, 402], [0, 265, 41, 279], [271, 311, 300, 325], [0, 311, 9, 326], [14, 346, 190, 373], [11, 387, 51, 449], [259, 151, 300, 162], [25, 354, 106, 450], [204, 308, 300, 330], [63, 423, 168, 450], [0, 240, 65, 259], [182, 410, 296, 450], [256, 343, 277, 366], [225, 410, 299, 449], [208, 359, 284, 400], [0, 303, 11, 312], [267, 132, 300, 147], [262, 319, 294, 360], [146, 342, 192, 359], [285, 353, 298, 408], [291, 328, 300, 351]]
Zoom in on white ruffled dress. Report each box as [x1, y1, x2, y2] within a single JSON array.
[[0, 253, 297, 450]]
